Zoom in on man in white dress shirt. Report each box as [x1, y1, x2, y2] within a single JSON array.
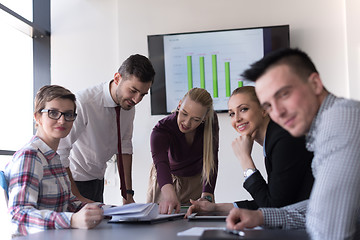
[[58, 54, 155, 204]]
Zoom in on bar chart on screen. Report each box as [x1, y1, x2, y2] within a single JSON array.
[[163, 29, 262, 112]]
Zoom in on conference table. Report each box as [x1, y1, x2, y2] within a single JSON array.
[[13, 217, 310, 240]]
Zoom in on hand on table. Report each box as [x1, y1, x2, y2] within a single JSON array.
[[71, 203, 104, 229], [226, 208, 264, 230], [185, 199, 216, 217], [159, 184, 180, 214]]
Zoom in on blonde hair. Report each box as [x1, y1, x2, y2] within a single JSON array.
[[230, 86, 260, 106], [182, 88, 215, 184]]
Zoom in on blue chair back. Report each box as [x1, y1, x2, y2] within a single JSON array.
[[0, 170, 9, 204]]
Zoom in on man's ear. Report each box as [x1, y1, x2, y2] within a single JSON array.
[[114, 72, 121, 85], [308, 72, 324, 95]]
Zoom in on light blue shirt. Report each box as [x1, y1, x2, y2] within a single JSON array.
[[261, 94, 360, 240]]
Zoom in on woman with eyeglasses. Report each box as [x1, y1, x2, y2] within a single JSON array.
[[186, 86, 314, 216], [4, 85, 103, 236], [147, 88, 219, 214]]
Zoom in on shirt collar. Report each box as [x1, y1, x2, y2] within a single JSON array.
[[306, 93, 336, 151], [103, 80, 118, 108], [31, 136, 57, 163], [263, 136, 267, 158]]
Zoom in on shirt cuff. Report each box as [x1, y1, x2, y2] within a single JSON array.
[[55, 212, 73, 229], [233, 202, 239, 208], [259, 208, 287, 228], [244, 169, 258, 181]]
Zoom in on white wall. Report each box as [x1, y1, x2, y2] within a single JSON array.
[[51, 0, 120, 92], [345, 0, 360, 100], [51, 0, 358, 204]]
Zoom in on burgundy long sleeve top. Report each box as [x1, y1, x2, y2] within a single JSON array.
[[150, 112, 219, 193]]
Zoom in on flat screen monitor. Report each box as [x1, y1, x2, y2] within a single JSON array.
[[148, 25, 289, 115]]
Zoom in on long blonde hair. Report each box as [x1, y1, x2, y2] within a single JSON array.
[[182, 88, 215, 184]]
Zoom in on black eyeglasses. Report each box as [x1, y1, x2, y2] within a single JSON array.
[[41, 109, 77, 122]]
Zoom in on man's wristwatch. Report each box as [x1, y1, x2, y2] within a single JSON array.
[[244, 168, 257, 179], [202, 195, 213, 202], [126, 189, 134, 196]]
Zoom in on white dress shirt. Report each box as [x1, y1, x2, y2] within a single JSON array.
[[58, 81, 134, 181]]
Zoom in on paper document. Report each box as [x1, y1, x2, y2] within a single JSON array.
[[104, 203, 158, 221], [177, 227, 226, 236], [104, 203, 185, 222], [177, 226, 264, 237], [104, 203, 153, 215]]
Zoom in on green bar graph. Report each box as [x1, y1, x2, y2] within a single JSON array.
[[212, 55, 218, 98], [225, 62, 231, 97], [186, 55, 234, 97], [187, 56, 193, 90], [200, 56, 205, 89], [238, 81, 243, 88]]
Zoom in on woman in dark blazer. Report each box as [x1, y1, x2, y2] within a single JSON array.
[[186, 86, 314, 215]]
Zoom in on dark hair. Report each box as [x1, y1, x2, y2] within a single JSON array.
[[242, 48, 318, 82], [34, 85, 76, 115], [118, 54, 156, 83]]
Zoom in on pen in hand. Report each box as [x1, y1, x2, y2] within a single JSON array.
[[225, 228, 245, 237]]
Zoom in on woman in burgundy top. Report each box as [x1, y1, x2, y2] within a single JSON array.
[[147, 88, 219, 214]]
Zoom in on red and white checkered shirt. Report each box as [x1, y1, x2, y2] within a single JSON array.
[[5, 136, 84, 235]]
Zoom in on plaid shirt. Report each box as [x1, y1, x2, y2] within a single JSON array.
[[260, 94, 360, 240], [5, 136, 84, 235]]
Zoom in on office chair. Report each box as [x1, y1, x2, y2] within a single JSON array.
[[0, 170, 9, 206]]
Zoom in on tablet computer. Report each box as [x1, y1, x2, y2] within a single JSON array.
[[187, 211, 228, 221], [200, 229, 310, 240]]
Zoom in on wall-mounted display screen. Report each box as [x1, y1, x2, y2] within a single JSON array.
[[148, 25, 289, 115]]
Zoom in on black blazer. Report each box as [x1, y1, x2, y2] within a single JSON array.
[[235, 120, 314, 210]]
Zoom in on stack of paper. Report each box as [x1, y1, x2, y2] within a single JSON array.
[[104, 203, 158, 221], [104, 203, 185, 223]]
